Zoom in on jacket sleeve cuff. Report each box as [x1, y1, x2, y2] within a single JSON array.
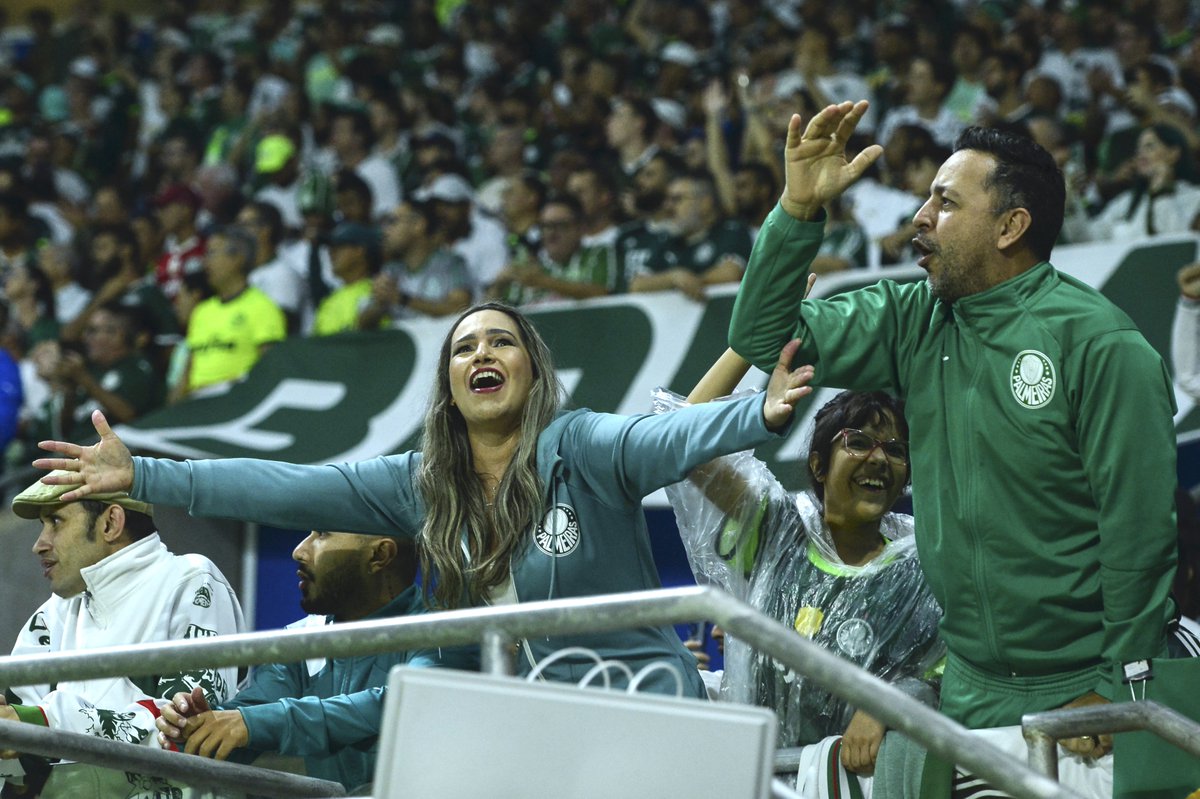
[[237, 705, 281, 751], [12, 705, 48, 726]]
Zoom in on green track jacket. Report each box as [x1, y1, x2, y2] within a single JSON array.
[[730, 206, 1177, 714]]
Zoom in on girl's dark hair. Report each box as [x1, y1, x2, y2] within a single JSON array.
[[807, 391, 909, 503]]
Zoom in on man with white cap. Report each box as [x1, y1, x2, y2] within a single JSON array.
[[418, 172, 507, 298], [1, 471, 244, 798]]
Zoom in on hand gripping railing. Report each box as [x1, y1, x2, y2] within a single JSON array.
[[0, 586, 1082, 799], [1022, 701, 1200, 779]]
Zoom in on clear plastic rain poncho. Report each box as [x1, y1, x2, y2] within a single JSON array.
[[653, 388, 945, 747]]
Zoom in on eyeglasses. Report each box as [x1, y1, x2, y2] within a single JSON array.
[[831, 428, 909, 463]]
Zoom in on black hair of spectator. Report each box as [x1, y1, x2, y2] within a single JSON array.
[[808, 391, 910, 504], [803, 19, 840, 61], [542, 192, 584, 222], [25, 260, 58, 323], [677, 169, 720, 203], [245, 200, 285, 249], [180, 266, 213, 301], [954, 21, 993, 54], [644, 149, 687, 181], [335, 168, 374, 206], [916, 53, 959, 102], [210, 225, 258, 273], [736, 161, 780, 197], [330, 104, 376, 151], [406, 199, 440, 234], [91, 222, 142, 269], [571, 160, 619, 197], [954, 126, 1065, 263], [0, 192, 30, 224], [1137, 58, 1175, 92], [95, 301, 151, 348]]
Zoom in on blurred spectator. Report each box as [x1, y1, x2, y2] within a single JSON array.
[[566, 161, 621, 247], [491, 193, 618, 305], [37, 243, 91, 326], [418, 172, 507, 298], [238, 200, 307, 334], [629, 170, 751, 301], [876, 54, 966, 150], [62, 223, 178, 354], [184, 225, 285, 394], [360, 200, 471, 327], [152, 182, 206, 300], [325, 105, 400, 219], [810, 195, 870, 274], [877, 142, 952, 265], [498, 171, 545, 258], [0, 192, 37, 274], [782, 20, 876, 133], [733, 162, 779, 234], [606, 96, 660, 178], [313, 221, 382, 335], [614, 150, 682, 284], [333, 168, 374, 226], [253, 133, 304, 230], [475, 124, 529, 217], [945, 23, 992, 124], [20, 303, 162, 458], [1063, 123, 1200, 242]]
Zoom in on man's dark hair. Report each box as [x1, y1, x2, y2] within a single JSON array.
[[954, 126, 1065, 262], [542, 192, 584, 222], [79, 499, 157, 541], [331, 105, 376, 151], [245, 200, 285, 249], [210, 224, 258, 272]]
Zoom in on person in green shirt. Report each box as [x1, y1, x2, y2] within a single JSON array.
[[629, 170, 752, 301], [729, 100, 1178, 765], [489, 194, 617, 306], [313, 222, 383, 335]]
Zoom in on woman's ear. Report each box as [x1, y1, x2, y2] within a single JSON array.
[[808, 452, 825, 483]]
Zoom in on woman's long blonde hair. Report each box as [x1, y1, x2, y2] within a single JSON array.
[[417, 302, 564, 607]]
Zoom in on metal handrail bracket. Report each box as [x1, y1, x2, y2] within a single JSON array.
[[1022, 701, 1200, 779], [0, 587, 1084, 799]]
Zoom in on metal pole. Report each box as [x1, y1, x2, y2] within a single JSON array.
[[0, 587, 718, 687], [0, 720, 345, 798], [706, 594, 1083, 799], [1023, 701, 1200, 760], [480, 627, 515, 676], [1021, 728, 1060, 779]]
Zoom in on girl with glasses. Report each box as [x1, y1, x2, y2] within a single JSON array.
[[656, 341, 943, 781]]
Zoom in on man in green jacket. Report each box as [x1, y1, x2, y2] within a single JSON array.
[[729, 101, 1178, 760]]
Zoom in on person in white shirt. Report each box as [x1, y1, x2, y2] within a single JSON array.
[[3, 470, 244, 799]]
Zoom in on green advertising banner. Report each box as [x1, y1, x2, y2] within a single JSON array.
[[121, 234, 1200, 497]]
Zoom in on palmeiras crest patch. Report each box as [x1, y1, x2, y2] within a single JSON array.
[[1010, 350, 1056, 409], [534, 504, 581, 557]]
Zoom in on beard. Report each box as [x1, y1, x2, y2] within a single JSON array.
[[298, 553, 364, 618], [633, 187, 665, 215]]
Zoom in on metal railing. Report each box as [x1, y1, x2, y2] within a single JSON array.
[[0, 720, 345, 797], [1023, 701, 1200, 779], [0, 586, 1085, 799]]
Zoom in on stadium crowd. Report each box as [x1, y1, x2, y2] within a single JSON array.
[[1, 0, 1200, 796]]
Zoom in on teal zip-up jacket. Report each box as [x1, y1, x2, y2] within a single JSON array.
[[729, 206, 1177, 710], [132, 391, 786, 698], [220, 585, 468, 791]]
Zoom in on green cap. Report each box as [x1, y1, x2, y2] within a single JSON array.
[[255, 134, 297, 174], [11, 471, 153, 520]]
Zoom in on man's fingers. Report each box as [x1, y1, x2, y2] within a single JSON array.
[[774, 339, 802, 372], [833, 100, 870, 142], [92, 410, 114, 439], [32, 452, 83, 471], [847, 144, 885, 178], [785, 113, 805, 149]]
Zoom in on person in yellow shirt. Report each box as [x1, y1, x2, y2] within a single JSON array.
[[312, 222, 383, 335], [184, 225, 286, 394]]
